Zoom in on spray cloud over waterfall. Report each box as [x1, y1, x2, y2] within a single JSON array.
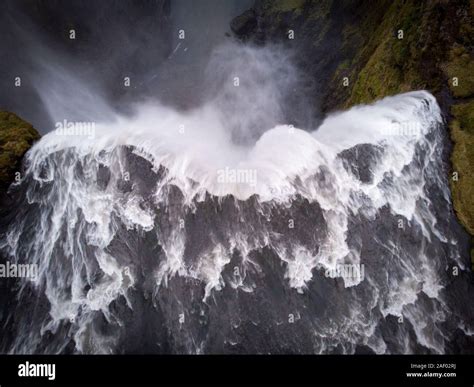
[[0, 0, 473, 356]]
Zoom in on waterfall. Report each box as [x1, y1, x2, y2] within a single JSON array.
[[1, 69, 470, 352]]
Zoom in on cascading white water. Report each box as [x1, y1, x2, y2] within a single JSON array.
[[0, 42, 471, 354]]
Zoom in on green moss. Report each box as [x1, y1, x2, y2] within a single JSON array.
[[450, 100, 474, 236], [344, 0, 427, 107], [444, 45, 474, 98], [0, 111, 40, 191], [320, 0, 394, 110], [338, 59, 351, 70], [348, 35, 412, 105]]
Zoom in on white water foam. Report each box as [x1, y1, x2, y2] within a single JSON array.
[[1, 37, 463, 353]]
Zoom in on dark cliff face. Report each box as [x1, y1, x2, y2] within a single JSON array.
[[232, 0, 473, 110], [231, 0, 474, 265], [230, 0, 395, 112]]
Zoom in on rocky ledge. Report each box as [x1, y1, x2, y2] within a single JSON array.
[[0, 111, 40, 200]]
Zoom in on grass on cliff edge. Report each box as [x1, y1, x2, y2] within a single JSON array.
[[0, 111, 40, 190], [451, 101, 474, 236], [450, 100, 474, 267]]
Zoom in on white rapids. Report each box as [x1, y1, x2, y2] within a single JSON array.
[[1, 88, 469, 354]]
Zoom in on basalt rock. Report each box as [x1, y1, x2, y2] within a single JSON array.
[[230, 9, 258, 39]]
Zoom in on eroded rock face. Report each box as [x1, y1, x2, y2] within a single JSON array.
[[0, 111, 40, 195], [230, 9, 257, 38], [231, 0, 391, 114], [338, 144, 385, 184]]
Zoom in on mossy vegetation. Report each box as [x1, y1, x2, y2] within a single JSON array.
[[450, 100, 474, 267], [450, 101, 474, 234], [445, 45, 474, 98], [0, 111, 40, 192], [344, 1, 441, 106]]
